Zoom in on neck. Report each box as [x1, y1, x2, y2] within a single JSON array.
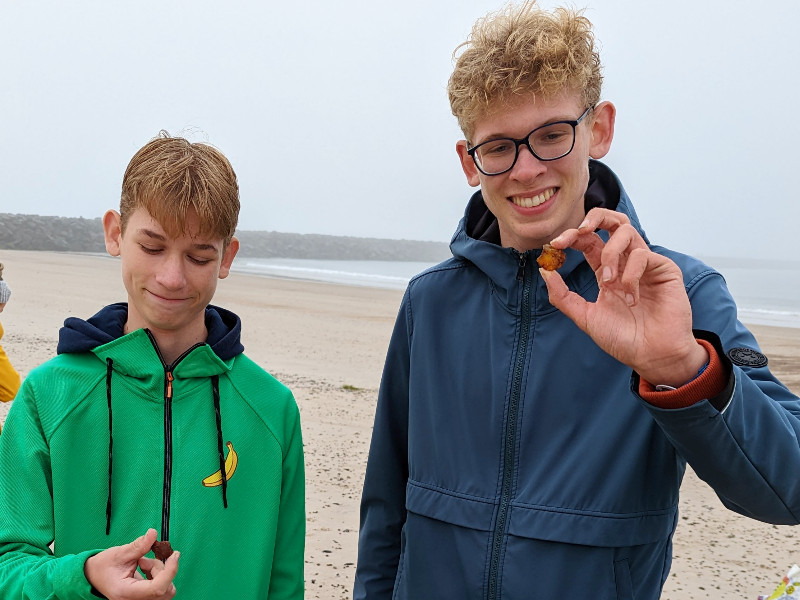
[[126, 322, 208, 366], [153, 332, 207, 366]]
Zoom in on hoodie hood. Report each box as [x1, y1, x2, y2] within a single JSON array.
[[56, 301, 245, 539], [57, 302, 244, 361]]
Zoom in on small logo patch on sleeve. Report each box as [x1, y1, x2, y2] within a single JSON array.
[[727, 347, 768, 368]]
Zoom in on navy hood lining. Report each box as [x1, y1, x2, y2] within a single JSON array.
[[57, 303, 244, 360]]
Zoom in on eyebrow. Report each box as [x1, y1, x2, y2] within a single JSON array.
[[137, 228, 220, 254]]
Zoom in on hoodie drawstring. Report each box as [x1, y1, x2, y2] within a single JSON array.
[[103, 365, 228, 537], [105, 358, 114, 535], [212, 375, 228, 508]]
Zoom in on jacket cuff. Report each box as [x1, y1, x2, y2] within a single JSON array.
[[636, 334, 733, 410], [53, 550, 106, 600]]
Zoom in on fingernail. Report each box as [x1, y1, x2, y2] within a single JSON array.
[[602, 266, 612, 282], [578, 219, 590, 229], [626, 293, 635, 306]]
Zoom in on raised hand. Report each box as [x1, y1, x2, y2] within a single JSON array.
[[540, 208, 708, 387], [84, 528, 180, 600]]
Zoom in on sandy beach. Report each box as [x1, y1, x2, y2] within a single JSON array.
[[0, 248, 798, 599]]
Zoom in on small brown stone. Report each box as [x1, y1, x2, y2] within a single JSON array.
[[151, 540, 173, 562]]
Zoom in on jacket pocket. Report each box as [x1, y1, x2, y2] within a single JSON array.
[[614, 558, 634, 600], [392, 524, 407, 600], [392, 510, 489, 599]]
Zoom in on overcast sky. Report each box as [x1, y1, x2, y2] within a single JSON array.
[[1, 0, 798, 259]]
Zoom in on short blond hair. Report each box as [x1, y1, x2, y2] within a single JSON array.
[[448, 1, 602, 139], [120, 132, 240, 245]]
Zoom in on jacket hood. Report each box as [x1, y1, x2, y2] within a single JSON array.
[[448, 160, 649, 308], [57, 302, 244, 361]]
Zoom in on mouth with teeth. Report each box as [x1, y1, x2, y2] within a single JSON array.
[[510, 187, 555, 208]]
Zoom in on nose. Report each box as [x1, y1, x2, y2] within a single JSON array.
[[510, 144, 546, 182], [155, 254, 187, 290]]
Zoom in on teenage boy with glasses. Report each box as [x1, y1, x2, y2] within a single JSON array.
[[354, 3, 800, 599]]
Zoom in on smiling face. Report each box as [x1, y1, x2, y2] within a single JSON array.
[[103, 206, 239, 356], [457, 92, 615, 251]]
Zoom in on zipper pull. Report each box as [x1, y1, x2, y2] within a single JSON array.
[[166, 371, 174, 400], [516, 252, 527, 281]]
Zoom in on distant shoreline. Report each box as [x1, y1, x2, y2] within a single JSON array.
[[0, 212, 451, 262]]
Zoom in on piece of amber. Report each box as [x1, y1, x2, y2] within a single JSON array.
[[537, 244, 566, 271]]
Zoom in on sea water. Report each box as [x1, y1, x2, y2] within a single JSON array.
[[232, 256, 800, 329], [699, 256, 799, 329], [232, 258, 435, 291]]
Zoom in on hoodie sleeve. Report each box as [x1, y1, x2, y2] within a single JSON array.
[[0, 378, 100, 599], [354, 290, 412, 600], [268, 391, 306, 600], [636, 267, 800, 524]]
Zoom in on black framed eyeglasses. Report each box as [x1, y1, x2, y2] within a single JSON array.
[[467, 106, 594, 176]]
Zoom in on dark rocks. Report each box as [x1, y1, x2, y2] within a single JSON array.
[[0, 214, 105, 253], [0, 213, 450, 262]]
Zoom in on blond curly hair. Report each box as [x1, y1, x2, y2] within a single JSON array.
[[448, 1, 602, 139], [120, 131, 240, 245]]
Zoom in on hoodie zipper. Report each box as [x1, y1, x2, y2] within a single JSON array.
[[145, 330, 203, 543], [487, 251, 532, 600], [162, 370, 174, 541]]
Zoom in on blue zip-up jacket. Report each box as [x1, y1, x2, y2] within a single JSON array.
[[355, 161, 800, 600]]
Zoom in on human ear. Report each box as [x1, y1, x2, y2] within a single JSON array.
[[588, 101, 616, 160], [456, 140, 482, 188], [218, 237, 239, 280], [102, 210, 123, 257]]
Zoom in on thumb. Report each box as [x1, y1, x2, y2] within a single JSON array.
[[124, 528, 158, 560], [540, 268, 568, 310], [540, 268, 588, 330]]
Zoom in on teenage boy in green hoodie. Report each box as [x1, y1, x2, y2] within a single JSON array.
[[0, 133, 305, 600]]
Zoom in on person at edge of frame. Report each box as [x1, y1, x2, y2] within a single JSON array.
[[0, 267, 21, 409]]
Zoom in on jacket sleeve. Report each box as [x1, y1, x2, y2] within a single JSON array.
[[0, 341, 20, 403], [0, 378, 100, 599], [354, 291, 412, 600], [636, 268, 800, 524], [268, 393, 306, 600]]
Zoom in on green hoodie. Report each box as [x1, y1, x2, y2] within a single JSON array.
[[0, 304, 305, 599]]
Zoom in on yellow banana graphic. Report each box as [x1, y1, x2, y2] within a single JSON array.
[[202, 441, 238, 487]]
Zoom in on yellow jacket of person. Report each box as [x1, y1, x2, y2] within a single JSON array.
[[0, 319, 20, 406]]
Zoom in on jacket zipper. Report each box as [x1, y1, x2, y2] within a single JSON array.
[[145, 330, 203, 543], [487, 251, 532, 600], [162, 370, 174, 541]]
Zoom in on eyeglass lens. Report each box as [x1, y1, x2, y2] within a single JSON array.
[[474, 122, 576, 174]]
